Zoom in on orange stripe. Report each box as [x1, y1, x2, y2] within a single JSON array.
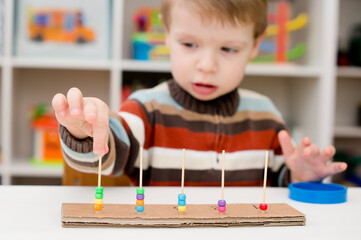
[[151, 125, 279, 152]]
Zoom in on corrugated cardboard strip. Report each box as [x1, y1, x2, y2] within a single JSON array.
[[62, 203, 305, 227]]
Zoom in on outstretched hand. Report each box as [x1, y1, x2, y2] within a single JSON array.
[[52, 87, 109, 156], [278, 130, 347, 182]]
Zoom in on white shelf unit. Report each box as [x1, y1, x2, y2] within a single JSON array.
[[0, 0, 351, 185]]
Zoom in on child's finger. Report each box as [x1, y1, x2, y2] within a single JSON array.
[[83, 99, 97, 124], [303, 144, 320, 158], [52, 93, 68, 118], [92, 101, 109, 156], [320, 145, 336, 162], [296, 137, 311, 156], [67, 87, 84, 118], [323, 162, 347, 177], [278, 130, 295, 158]]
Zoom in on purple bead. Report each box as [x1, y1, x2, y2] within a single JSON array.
[[218, 200, 226, 207], [136, 194, 144, 200]]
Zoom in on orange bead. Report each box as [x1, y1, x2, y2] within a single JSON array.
[[136, 200, 144, 206], [94, 204, 102, 211]]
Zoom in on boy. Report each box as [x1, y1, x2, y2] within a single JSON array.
[[52, 0, 346, 186]]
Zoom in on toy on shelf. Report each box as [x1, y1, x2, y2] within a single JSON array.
[[30, 103, 63, 166], [253, 1, 308, 63], [27, 8, 95, 44], [131, 7, 169, 61]]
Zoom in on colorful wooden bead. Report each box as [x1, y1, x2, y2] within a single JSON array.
[[136, 194, 144, 200], [259, 203, 268, 211], [136, 200, 144, 206], [178, 194, 186, 201], [94, 204, 102, 211], [136, 205, 144, 212], [218, 206, 226, 212], [95, 193, 103, 199], [178, 200, 186, 206], [218, 200, 226, 207], [178, 205, 186, 212], [136, 187, 144, 195], [95, 186, 103, 194], [94, 198, 103, 205]]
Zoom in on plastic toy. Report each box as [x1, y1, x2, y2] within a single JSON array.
[[27, 7, 95, 44], [253, 1, 308, 63], [132, 7, 169, 60], [30, 104, 63, 166]]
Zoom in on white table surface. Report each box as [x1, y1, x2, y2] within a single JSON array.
[[0, 186, 360, 240]]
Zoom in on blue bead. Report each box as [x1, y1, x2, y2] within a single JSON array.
[[136, 205, 144, 212], [178, 194, 186, 201], [218, 200, 226, 207], [178, 200, 186, 206]]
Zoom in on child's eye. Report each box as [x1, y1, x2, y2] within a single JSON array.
[[221, 47, 238, 53], [182, 42, 197, 48]]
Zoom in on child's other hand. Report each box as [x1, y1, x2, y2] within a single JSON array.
[[52, 87, 109, 156], [278, 130, 347, 182]]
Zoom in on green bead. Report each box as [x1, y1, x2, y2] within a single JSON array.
[[95, 187, 103, 194], [136, 188, 144, 195], [95, 193, 103, 199]]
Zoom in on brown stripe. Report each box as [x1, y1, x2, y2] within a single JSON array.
[[150, 113, 285, 135], [143, 101, 284, 125], [62, 131, 116, 172]]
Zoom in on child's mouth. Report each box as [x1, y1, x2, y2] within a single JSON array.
[[192, 82, 217, 95]]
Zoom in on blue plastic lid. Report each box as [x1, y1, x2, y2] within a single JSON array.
[[288, 182, 347, 204]]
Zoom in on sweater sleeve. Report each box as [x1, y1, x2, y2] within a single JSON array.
[[59, 99, 149, 177]]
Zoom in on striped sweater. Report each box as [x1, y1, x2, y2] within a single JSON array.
[[60, 80, 290, 187]]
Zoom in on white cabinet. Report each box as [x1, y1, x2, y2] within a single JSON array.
[[0, 0, 356, 185]]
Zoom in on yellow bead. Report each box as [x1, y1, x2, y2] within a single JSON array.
[[178, 205, 186, 212], [94, 204, 102, 211], [136, 200, 144, 206], [95, 198, 103, 205]]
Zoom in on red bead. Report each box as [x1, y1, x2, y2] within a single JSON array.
[[259, 203, 268, 211]]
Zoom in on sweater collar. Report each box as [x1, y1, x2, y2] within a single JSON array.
[[168, 80, 240, 116]]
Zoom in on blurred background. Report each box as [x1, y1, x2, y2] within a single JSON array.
[[0, 0, 360, 186]]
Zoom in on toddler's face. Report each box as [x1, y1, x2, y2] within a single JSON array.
[[165, 4, 262, 101]]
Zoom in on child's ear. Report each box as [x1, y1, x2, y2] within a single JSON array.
[[249, 31, 266, 59]]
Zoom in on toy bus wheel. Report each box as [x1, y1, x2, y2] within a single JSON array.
[[33, 34, 43, 42], [77, 36, 86, 44]]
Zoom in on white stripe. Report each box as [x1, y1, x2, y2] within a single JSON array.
[[134, 147, 284, 171], [119, 112, 145, 146], [60, 138, 114, 175], [239, 88, 269, 99]]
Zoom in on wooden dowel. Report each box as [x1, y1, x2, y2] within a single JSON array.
[[221, 150, 225, 200], [140, 147, 143, 189], [181, 149, 185, 194], [97, 155, 102, 187], [262, 151, 269, 204]]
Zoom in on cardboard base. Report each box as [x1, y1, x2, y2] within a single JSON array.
[[62, 203, 305, 227]]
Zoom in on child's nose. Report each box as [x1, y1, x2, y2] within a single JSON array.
[[196, 50, 218, 73]]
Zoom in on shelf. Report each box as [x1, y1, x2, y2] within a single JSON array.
[[337, 67, 361, 78], [122, 59, 171, 72], [245, 64, 321, 77], [334, 126, 361, 138], [11, 58, 113, 71], [10, 160, 63, 177], [122, 59, 321, 77]]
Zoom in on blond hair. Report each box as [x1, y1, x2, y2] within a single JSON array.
[[160, 0, 268, 39]]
